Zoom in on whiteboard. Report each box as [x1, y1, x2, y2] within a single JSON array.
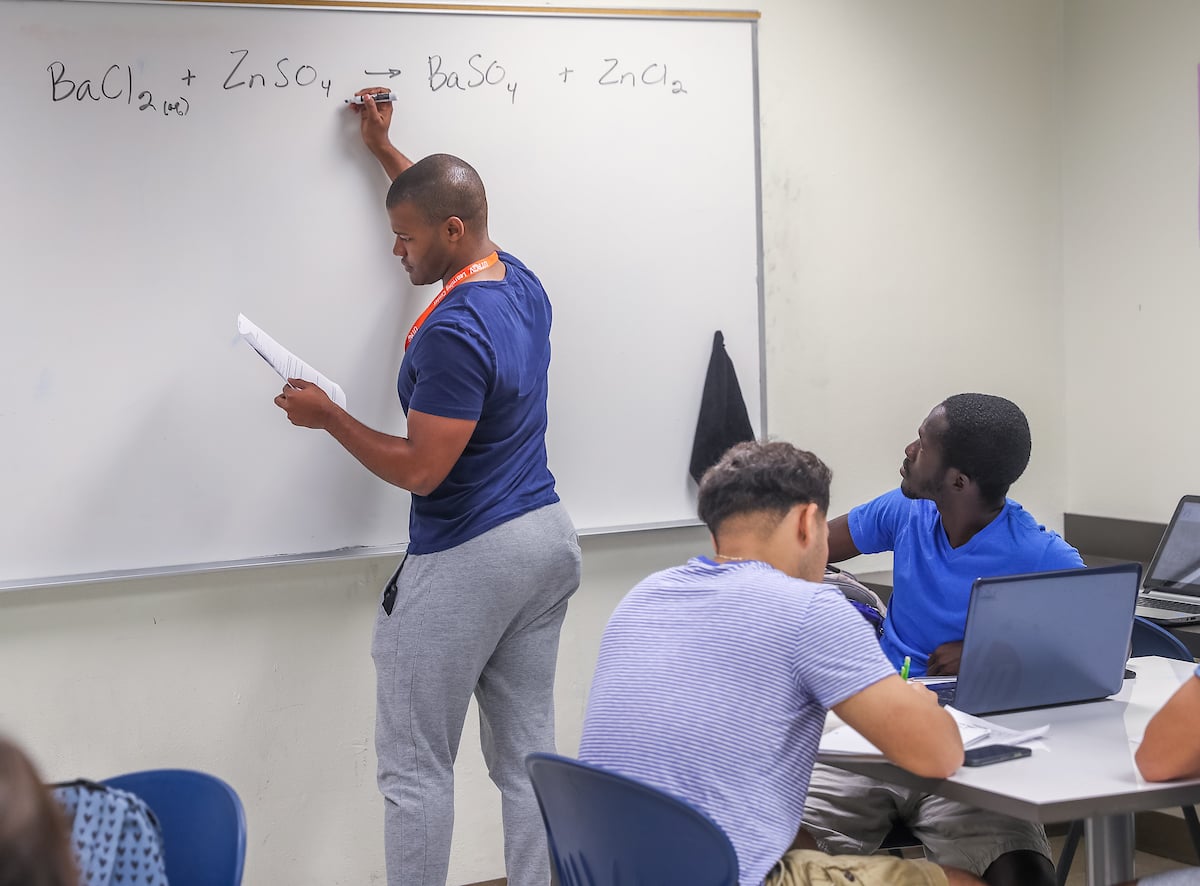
[[0, 0, 763, 586]]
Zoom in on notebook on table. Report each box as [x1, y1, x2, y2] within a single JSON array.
[[927, 562, 1140, 715], [1134, 495, 1200, 625]]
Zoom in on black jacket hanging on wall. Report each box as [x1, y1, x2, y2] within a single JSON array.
[[689, 330, 757, 483]]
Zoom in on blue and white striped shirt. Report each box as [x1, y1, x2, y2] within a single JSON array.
[[579, 557, 896, 886]]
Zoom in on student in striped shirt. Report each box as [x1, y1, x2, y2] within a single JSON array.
[[579, 441, 983, 886]]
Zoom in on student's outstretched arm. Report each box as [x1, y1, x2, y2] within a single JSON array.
[[1136, 674, 1200, 782], [833, 676, 963, 778]]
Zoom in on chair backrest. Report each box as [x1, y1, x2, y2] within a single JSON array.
[[525, 753, 738, 886], [102, 769, 246, 886], [1131, 616, 1194, 662]]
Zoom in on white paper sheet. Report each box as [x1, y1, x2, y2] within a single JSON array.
[[819, 706, 1048, 758], [237, 313, 347, 409]]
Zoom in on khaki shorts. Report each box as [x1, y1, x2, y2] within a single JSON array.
[[765, 849, 949, 886], [802, 763, 1051, 875]]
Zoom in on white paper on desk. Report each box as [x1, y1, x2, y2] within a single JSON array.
[[948, 707, 1049, 748], [820, 716, 987, 756], [819, 707, 1047, 757], [237, 314, 347, 409]]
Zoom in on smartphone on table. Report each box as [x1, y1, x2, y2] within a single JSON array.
[[962, 744, 1032, 767]]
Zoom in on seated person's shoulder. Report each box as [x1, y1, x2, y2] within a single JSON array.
[[1042, 533, 1085, 568], [1003, 499, 1085, 568]]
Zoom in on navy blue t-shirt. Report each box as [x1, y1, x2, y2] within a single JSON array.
[[397, 250, 559, 554]]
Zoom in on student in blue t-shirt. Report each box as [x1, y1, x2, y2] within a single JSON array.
[[272, 88, 581, 886], [802, 393, 1083, 886], [582, 441, 983, 886]]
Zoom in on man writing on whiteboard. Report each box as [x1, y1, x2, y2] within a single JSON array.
[[273, 87, 581, 886]]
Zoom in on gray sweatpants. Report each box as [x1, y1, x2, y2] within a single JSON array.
[[371, 502, 581, 886]]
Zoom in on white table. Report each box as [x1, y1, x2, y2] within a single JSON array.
[[818, 657, 1200, 886]]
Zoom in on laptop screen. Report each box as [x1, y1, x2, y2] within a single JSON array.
[[953, 563, 1139, 715], [1145, 497, 1200, 594]]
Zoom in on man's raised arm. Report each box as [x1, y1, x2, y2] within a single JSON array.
[[350, 87, 414, 181]]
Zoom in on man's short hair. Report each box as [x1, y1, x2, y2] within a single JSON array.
[[938, 393, 1031, 502], [697, 441, 832, 536], [385, 153, 488, 227]]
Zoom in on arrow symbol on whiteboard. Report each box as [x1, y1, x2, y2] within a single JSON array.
[[364, 68, 403, 78]]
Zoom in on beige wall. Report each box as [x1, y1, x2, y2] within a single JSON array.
[[758, 0, 1065, 551], [1062, 0, 1200, 521], [0, 1, 1079, 883]]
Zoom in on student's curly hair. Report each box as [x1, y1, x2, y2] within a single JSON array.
[[938, 393, 1031, 504], [697, 441, 832, 536]]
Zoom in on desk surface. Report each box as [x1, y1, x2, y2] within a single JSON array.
[[820, 657, 1200, 824]]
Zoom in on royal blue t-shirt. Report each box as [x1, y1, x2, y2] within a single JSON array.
[[849, 488, 1084, 677], [397, 250, 559, 554]]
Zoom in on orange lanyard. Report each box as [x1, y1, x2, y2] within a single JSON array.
[[404, 252, 499, 351]]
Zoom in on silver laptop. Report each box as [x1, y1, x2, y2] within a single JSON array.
[[1135, 495, 1200, 625], [930, 563, 1139, 715]]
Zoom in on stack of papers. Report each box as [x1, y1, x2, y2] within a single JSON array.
[[237, 313, 347, 409], [819, 707, 1048, 758]]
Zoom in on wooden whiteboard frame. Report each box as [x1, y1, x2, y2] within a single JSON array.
[[2, 0, 765, 591], [149, 0, 759, 21]]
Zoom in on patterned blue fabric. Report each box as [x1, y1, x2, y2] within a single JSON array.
[[52, 781, 168, 886]]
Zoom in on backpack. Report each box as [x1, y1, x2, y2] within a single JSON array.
[[823, 565, 887, 636], [51, 780, 169, 886]]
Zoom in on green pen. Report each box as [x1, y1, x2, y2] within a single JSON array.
[[900, 656, 911, 680]]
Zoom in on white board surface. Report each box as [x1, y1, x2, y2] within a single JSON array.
[[0, 0, 763, 585]]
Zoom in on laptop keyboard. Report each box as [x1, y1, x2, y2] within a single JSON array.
[[925, 682, 957, 706], [1138, 595, 1200, 614]]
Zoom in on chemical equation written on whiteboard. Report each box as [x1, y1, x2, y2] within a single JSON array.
[[46, 61, 194, 116], [45, 51, 335, 116], [420, 54, 689, 101], [43, 49, 691, 116]]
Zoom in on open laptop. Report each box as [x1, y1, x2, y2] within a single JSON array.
[[1134, 495, 1200, 625], [928, 562, 1140, 715]]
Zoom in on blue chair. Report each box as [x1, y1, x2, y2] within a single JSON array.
[[1130, 616, 1194, 661], [102, 769, 246, 886], [1056, 618, 1199, 884], [525, 752, 738, 885]]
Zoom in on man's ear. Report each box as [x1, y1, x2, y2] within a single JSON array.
[[445, 216, 466, 242], [795, 502, 819, 545], [792, 502, 827, 582]]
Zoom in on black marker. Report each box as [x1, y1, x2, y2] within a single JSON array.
[[345, 92, 397, 105]]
